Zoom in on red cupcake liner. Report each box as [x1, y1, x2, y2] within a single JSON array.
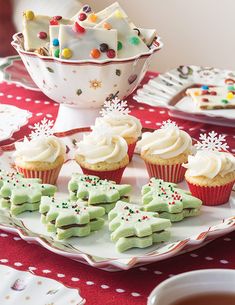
[[16, 165, 62, 185], [80, 166, 126, 183], [144, 161, 186, 183], [186, 180, 235, 206], [127, 141, 137, 162]]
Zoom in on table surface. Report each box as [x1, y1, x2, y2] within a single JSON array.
[[0, 71, 234, 305]]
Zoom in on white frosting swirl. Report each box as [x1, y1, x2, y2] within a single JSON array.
[[76, 132, 128, 164], [94, 114, 142, 139], [183, 150, 235, 178], [137, 126, 192, 159], [14, 136, 66, 163]]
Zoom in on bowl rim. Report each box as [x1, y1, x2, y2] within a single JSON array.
[[147, 269, 235, 305], [11, 32, 163, 65]]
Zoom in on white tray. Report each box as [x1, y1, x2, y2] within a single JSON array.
[[134, 65, 235, 127], [0, 128, 234, 271]]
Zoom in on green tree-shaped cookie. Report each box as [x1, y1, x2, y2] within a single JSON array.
[[108, 201, 171, 252], [68, 174, 131, 213], [0, 170, 56, 216], [141, 178, 202, 222], [40, 196, 105, 239]]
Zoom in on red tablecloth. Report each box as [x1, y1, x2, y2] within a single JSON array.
[[0, 72, 234, 305]]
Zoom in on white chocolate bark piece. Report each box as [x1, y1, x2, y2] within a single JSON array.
[[186, 85, 235, 110], [59, 25, 117, 60], [136, 28, 157, 46], [23, 14, 51, 51], [49, 19, 73, 57], [72, 2, 128, 28], [95, 11, 149, 58]]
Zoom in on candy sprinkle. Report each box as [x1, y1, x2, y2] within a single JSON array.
[[73, 22, 85, 33], [53, 15, 62, 20], [103, 22, 112, 30], [227, 85, 235, 91], [115, 10, 123, 19], [24, 10, 34, 21], [52, 38, 59, 46], [202, 98, 209, 102], [99, 43, 109, 52], [201, 85, 209, 90], [88, 13, 98, 23], [226, 92, 234, 99], [79, 13, 87, 21], [221, 99, 229, 104], [62, 48, 72, 59], [54, 49, 60, 58], [129, 36, 140, 45], [90, 48, 101, 59], [106, 49, 116, 58], [38, 32, 47, 40], [50, 19, 59, 26], [83, 5, 91, 13], [117, 41, 123, 50]]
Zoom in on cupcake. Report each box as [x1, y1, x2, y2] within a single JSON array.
[[183, 150, 235, 206], [93, 98, 142, 161], [75, 129, 129, 183], [137, 121, 192, 183], [14, 119, 66, 185]]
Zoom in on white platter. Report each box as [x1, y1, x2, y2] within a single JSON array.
[[133, 65, 235, 127], [0, 104, 31, 142], [0, 264, 85, 305], [0, 128, 234, 271]]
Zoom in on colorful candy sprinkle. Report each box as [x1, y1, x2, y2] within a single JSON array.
[[103, 22, 112, 30], [24, 10, 34, 21], [117, 41, 123, 50], [201, 90, 209, 95], [73, 22, 85, 33], [221, 99, 229, 104], [202, 98, 209, 102], [52, 38, 59, 46], [38, 32, 47, 40], [88, 13, 98, 23], [82, 5, 91, 13], [201, 85, 209, 90], [50, 19, 58, 26], [115, 10, 123, 18], [129, 36, 140, 45], [54, 49, 60, 58], [194, 91, 200, 96], [106, 49, 116, 58], [210, 91, 217, 95], [227, 85, 235, 91], [99, 43, 109, 52], [53, 15, 62, 20], [226, 92, 234, 99], [90, 48, 101, 59], [62, 48, 72, 59], [79, 13, 87, 21]]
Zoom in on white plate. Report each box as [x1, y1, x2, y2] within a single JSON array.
[[0, 104, 31, 142], [133, 65, 235, 126], [0, 264, 85, 305], [0, 128, 234, 271]]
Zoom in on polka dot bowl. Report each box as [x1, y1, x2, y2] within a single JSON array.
[[11, 32, 162, 129]]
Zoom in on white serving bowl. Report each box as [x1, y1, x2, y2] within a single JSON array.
[[12, 32, 162, 130]]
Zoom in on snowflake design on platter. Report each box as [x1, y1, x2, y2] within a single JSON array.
[[195, 131, 229, 151], [160, 119, 178, 129], [29, 118, 54, 139], [100, 97, 130, 117]]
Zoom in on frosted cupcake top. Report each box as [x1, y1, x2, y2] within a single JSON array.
[[93, 98, 142, 139], [183, 150, 235, 179], [14, 135, 66, 163], [76, 130, 128, 164], [14, 118, 66, 163], [137, 123, 192, 159]]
